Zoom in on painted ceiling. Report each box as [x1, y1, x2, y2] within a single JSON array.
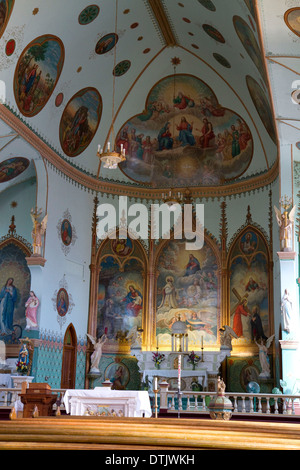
[[0, 0, 297, 198]]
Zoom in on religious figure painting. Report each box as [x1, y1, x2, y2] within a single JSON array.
[[14, 34, 64, 117], [0, 157, 29, 183], [0, 243, 31, 343], [246, 75, 277, 145], [59, 87, 102, 157], [156, 239, 219, 349], [104, 361, 130, 390], [60, 219, 72, 247], [95, 33, 118, 55], [56, 288, 69, 317], [284, 8, 300, 38], [233, 16, 266, 83], [97, 256, 144, 345], [111, 238, 133, 257], [229, 229, 269, 346], [0, 0, 14, 41], [117, 74, 253, 187]]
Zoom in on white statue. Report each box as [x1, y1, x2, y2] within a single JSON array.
[[219, 325, 238, 350], [87, 333, 107, 373], [274, 203, 296, 252], [281, 289, 293, 333], [255, 334, 275, 378], [126, 326, 143, 349], [30, 208, 48, 256]]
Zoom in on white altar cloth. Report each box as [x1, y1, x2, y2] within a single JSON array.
[[63, 388, 152, 418]]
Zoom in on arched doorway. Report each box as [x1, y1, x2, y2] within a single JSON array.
[[61, 323, 77, 389]]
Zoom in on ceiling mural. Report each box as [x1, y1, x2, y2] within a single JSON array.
[[59, 87, 102, 158], [0, 157, 29, 183], [117, 73, 253, 187], [78, 4, 100, 25], [284, 8, 300, 38], [233, 15, 267, 84], [246, 75, 277, 145], [0, 0, 14, 40], [13, 34, 64, 117]]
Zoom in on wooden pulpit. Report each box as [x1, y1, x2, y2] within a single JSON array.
[[20, 383, 57, 418]]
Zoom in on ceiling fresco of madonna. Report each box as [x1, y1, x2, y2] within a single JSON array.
[[0, 0, 294, 195]]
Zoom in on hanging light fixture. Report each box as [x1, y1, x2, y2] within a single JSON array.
[[162, 57, 184, 211], [97, 0, 126, 169]]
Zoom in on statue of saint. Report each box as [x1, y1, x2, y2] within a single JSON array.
[[281, 289, 293, 333], [30, 208, 48, 256], [274, 203, 296, 252], [86, 334, 107, 373]]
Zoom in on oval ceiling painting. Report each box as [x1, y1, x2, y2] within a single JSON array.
[[59, 87, 102, 157], [0, 0, 15, 40], [284, 8, 300, 38], [246, 75, 277, 145], [14, 35, 64, 117], [117, 74, 253, 187], [233, 16, 266, 83], [0, 157, 29, 183]]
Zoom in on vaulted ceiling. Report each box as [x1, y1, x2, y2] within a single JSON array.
[[0, 0, 298, 199]]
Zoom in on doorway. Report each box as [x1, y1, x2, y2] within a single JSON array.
[[61, 323, 77, 389]]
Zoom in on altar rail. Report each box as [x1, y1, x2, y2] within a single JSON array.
[[158, 388, 300, 418], [1, 387, 300, 420]]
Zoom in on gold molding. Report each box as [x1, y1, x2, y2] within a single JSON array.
[[147, 0, 177, 46]]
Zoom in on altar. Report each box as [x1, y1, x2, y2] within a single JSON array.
[[63, 388, 152, 418]]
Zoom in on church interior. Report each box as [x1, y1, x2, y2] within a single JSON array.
[[1, 0, 300, 451]]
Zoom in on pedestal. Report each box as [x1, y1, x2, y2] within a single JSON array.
[[20, 383, 57, 418], [277, 251, 300, 392]]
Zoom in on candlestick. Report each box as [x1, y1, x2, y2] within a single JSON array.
[[178, 354, 181, 391]]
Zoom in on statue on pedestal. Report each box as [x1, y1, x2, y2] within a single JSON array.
[[219, 325, 238, 350], [87, 333, 107, 373], [274, 198, 296, 252], [255, 334, 275, 378], [30, 207, 48, 256], [281, 289, 293, 334]]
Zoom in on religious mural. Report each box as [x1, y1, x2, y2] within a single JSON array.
[[59, 87, 102, 157], [246, 75, 277, 145], [13, 35, 64, 117], [117, 74, 253, 187], [229, 228, 270, 347], [233, 16, 266, 83], [156, 238, 220, 349], [0, 157, 29, 183], [0, 243, 31, 343], [97, 239, 145, 345], [284, 8, 300, 38], [0, 0, 14, 40]]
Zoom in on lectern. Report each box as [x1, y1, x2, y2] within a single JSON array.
[[20, 383, 57, 418]]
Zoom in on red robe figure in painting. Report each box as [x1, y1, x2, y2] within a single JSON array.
[[232, 298, 250, 337]]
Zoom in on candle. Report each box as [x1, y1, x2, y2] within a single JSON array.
[[178, 354, 181, 391], [98, 144, 100, 152], [107, 142, 110, 151], [154, 377, 158, 390]]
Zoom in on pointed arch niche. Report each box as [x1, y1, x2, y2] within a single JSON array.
[[61, 323, 77, 389], [227, 222, 273, 354], [92, 234, 148, 354], [153, 230, 222, 351]]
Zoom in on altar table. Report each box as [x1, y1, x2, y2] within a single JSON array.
[[63, 388, 152, 418]]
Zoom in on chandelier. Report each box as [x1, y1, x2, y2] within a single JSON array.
[[97, 0, 125, 170], [162, 189, 184, 211]]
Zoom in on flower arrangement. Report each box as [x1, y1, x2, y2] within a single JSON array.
[[188, 351, 200, 369], [16, 361, 28, 376], [152, 351, 165, 369]]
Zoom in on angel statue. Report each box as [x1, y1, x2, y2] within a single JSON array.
[[255, 334, 275, 378], [86, 333, 107, 373], [30, 207, 48, 256], [274, 200, 296, 252], [126, 326, 143, 350], [219, 325, 238, 350]]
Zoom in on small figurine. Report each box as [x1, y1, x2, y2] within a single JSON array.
[[25, 291, 39, 330]]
